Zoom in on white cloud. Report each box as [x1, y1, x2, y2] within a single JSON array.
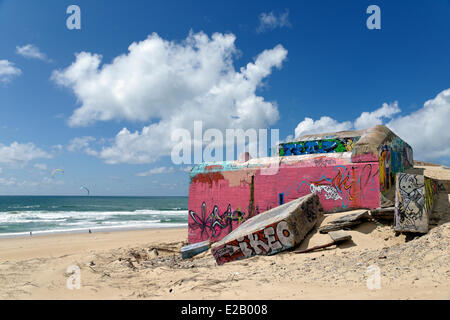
[[42, 177, 64, 185], [257, 10, 291, 33], [0, 177, 16, 186], [0, 60, 22, 83], [354, 102, 401, 130], [0, 176, 63, 188], [294, 102, 401, 138], [16, 44, 49, 61], [295, 116, 353, 138], [67, 136, 98, 156], [34, 163, 48, 171], [53, 31, 287, 164], [388, 89, 450, 160], [0, 177, 40, 188], [51, 144, 64, 153], [0, 142, 51, 166], [136, 166, 175, 176], [180, 166, 193, 173], [292, 89, 450, 161]]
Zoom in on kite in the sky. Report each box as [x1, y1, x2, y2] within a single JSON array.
[[80, 186, 90, 196], [51, 168, 64, 178]]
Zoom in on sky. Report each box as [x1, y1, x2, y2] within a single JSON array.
[[0, 0, 449, 196]]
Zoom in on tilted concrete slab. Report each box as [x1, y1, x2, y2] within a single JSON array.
[[211, 193, 323, 265]]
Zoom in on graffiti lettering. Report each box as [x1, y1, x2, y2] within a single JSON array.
[[249, 233, 270, 254], [264, 226, 282, 251], [279, 138, 358, 156], [309, 184, 342, 201], [313, 157, 337, 168], [189, 202, 246, 241], [213, 220, 292, 264], [305, 164, 377, 209]]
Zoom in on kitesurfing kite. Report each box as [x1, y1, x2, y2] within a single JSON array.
[[51, 168, 64, 178], [80, 186, 90, 196]]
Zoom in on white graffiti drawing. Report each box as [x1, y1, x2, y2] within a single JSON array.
[[309, 184, 342, 201]]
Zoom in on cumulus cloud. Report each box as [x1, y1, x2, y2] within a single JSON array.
[[0, 60, 22, 83], [0, 177, 40, 188], [16, 44, 50, 61], [0, 142, 51, 166], [387, 89, 450, 160], [180, 166, 193, 173], [0, 177, 17, 186], [295, 117, 353, 138], [354, 102, 401, 130], [53, 31, 287, 164], [292, 89, 450, 161], [0, 176, 62, 188], [34, 163, 48, 171], [42, 177, 64, 185], [257, 10, 291, 33], [136, 166, 175, 176], [67, 136, 98, 156], [294, 102, 401, 137]]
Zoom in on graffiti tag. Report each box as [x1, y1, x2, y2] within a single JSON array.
[[212, 220, 293, 265], [189, 202, 246, 241]]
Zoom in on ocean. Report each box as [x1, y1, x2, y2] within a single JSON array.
[[0, 196, 188, 238]]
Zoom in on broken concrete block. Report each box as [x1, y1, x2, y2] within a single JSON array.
[[318, 210, 370, 233], [370, 207, 395, 220], [328, 210, 370, 224], [181, 240, 210, 259], [211, 193, 323, 265], [328, 230, 352, 242], [318, 221, 361, 233], [394, 173, 439, 233]]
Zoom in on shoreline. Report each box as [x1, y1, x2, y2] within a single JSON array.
[[0, 224, 188, 240]]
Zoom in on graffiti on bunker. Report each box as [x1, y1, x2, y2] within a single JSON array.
[[278, 137, 358, 156], [189, 202, 247, 240], [212, 220, 294, 264]]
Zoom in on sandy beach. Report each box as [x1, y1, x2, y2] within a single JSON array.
[[1, 190, 449, 300]]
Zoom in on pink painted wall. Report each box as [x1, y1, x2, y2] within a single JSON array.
[[188, 161, 380, 244], [253, 162, 380, 212]]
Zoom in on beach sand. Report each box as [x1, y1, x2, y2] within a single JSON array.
[[0, 166, 449, 300]]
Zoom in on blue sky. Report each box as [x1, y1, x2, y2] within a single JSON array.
[[0, 0, 449, 196]]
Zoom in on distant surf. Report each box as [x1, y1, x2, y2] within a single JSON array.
[[0, 196, 188, 238]]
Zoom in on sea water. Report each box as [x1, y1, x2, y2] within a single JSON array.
[[0, 196, 188, 238]]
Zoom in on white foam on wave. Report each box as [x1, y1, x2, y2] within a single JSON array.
[[0, 222, 188, 239], [0, 209, 188, 223]]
